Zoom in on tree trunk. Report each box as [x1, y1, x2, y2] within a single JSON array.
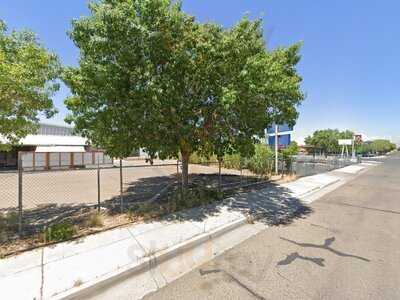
[[181, 150, 190, 190]]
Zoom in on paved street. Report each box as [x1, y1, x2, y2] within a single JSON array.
[[145, 154, 400, 300]]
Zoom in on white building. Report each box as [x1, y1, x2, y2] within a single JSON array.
[[0, 123, 111, 170]]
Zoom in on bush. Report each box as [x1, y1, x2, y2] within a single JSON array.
[[44, 222, 76, 242], [180, 187, 219, 208], [223, 153, 244, 170], [128, 202, 158, 220], [247, 144, 274, 176], [87, 212, 104, 228], [189, 152, 217, 164]]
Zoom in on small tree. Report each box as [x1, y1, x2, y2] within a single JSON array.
[[0, 20, 60, 150]]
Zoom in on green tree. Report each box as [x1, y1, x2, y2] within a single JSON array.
[[64, 0, 304, 190], [305, 129, 354, 155], [358, 139, 395, 155], [282, 141, 299, 156], [369, 139, 396, 154], [0, 20, 60, 150]]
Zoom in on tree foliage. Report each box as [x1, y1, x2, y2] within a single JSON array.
[[304, 129, 353, 155], [64, 0, 304, 187], [0, 20, 60, 150], [282, 141, 299, 156], [358, 139, 396, 155]]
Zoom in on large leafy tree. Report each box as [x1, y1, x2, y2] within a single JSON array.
[[0, 20, 60, 150], [64, 0, 304, 188], [304, 129, 354, 155]]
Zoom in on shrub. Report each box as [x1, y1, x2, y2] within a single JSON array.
[[44, 222, 76, 242], [0, 212, 19, 242], [128, 202, 157, 220], [247, 144, 274, 176], [87, 212, 104, 228], [175, 187, 219, 210], [0, 229, 7, 244], [0, 213, 5, 229], [223, 153, 244, 170], [189, 152, 201, 164], [189, 152, 217, 164], [2, 212, 18, 230]]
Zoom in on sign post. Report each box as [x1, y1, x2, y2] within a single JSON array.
[[267, 123, 293, 175], [338, 139, 352, 158]]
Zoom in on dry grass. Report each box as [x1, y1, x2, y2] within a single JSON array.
[[246, 214, 255, 224], [86, 212, 104, 228], [280, 173, 298, 183], [73, 278, 83, 287]]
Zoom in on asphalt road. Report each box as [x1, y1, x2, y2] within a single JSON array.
[[145, 153, 400, 300]]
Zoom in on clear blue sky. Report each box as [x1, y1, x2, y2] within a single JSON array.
[[1, 0, 399, 143]]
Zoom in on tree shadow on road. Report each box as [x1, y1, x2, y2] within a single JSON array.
[[279, 236, 370, 264], [277, 252, 326, 267]]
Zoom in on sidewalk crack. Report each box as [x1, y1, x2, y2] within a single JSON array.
[[127, 229, 162, 290]]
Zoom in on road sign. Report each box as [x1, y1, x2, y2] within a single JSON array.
[[354, 134, 362, 144], [268, 134, 291, 148], [338, 139, 352, 146], [266, 123, 293, 134]]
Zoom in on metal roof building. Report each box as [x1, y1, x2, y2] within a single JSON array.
[[0, 123, 95, 169]]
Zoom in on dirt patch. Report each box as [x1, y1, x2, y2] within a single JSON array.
[[0, 172, 298, 258]]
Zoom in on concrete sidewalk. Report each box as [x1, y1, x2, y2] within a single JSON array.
[[0, 162, 375, 300]]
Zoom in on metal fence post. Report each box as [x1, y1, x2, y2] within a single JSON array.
[[240, 164, 243, 188], [176, 160, 180, 182], [97, 157, 101, 212], [218, 159, 222, 197], [119, 158, 123, 213], [17, 152, 23, 237]]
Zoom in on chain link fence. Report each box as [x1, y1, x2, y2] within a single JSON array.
[[0, 153, 359, 256], [289, 156, 356, 177]]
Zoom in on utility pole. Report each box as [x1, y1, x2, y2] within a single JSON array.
[[275, 124, 279, 175]]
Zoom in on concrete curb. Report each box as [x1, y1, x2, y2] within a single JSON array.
[[53, 165, 364, 299], [54, 217, 247, 300], [54, 175, 343, 299], [297, 178, 341, 199], [25, 163, 376, 299]]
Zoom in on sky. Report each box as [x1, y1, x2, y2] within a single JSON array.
[[1, 0, 399, 144]]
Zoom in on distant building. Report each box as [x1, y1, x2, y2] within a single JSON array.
[[265, 123, 293, 149], [0, 123, 110, 170]]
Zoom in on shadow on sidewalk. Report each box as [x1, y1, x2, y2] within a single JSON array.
[[0, 173, 312, 254], [161, 180, 312, 226]]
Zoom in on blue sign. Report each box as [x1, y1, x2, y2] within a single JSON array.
[[266, 123, 293, 134], [268, 134, 291, 148]]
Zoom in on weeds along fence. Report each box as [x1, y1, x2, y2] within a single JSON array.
[[0, 157, 269, 254], [0, 154, 357, 256]]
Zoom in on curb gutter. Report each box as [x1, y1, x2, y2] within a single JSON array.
[[54, 217, 247, 300]]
